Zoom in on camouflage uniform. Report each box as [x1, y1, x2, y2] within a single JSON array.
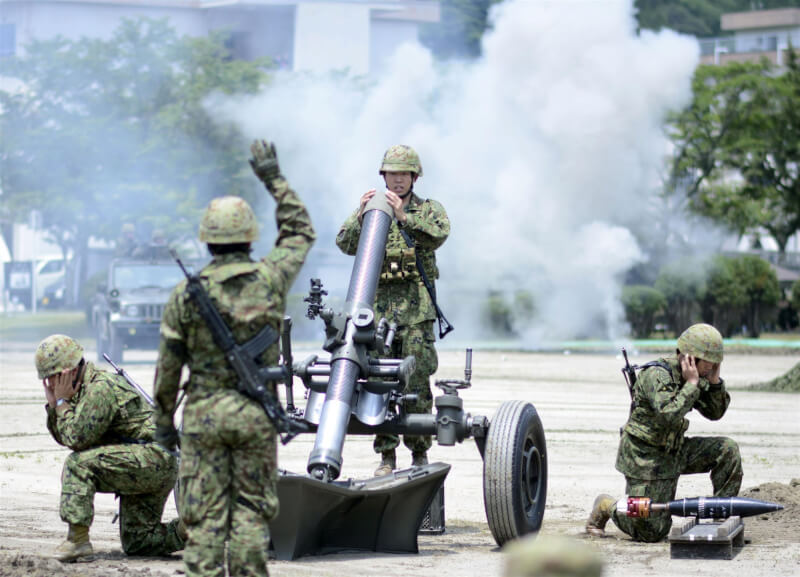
[[45, 361, 183, 555], [154, 173, 315, 577], [611, 355, 742, 542], [504, 534, 603, 577], [336, 192, 449, 456]]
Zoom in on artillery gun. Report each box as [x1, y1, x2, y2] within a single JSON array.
[[267, 193, 548, 559]]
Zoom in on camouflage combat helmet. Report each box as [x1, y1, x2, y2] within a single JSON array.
[[503, 534, 603, 577], [379, 145, 423, 177], [198, 196, 259, 244], [35, 334, 84, 379], [677, 323, 724, 364]]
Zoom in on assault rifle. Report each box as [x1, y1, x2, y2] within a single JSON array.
[[172, 251, 308, 444], [104, 352, 155, 407]]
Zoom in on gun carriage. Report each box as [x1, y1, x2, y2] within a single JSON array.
[[166, 193, 548, 559]]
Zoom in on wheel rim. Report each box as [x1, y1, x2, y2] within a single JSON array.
[[520, 434, 543, 518]]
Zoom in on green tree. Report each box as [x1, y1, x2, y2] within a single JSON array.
[[701, 255, 748, 337], [419, 0, 503, 59], [669, 52, 800, 256], [0, 18, 269, 305], [791, 278, 800, 317], [730, 254, 781, 337], [622, 285, 667, 339], [654, 258, 706, 335]]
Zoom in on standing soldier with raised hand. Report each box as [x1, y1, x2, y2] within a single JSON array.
[[153, 140, 315, 577], [586, 323, 743, 542], [336, 144, 450, 476], [35, 334, 185, 562]]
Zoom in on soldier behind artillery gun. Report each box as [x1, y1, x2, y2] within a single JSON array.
[[35, 334, 186, 562], [336, 144, 450, 476], [586, 323, 743, 542], [153, 140, 315, 577]]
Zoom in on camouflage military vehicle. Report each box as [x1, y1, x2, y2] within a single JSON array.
[[92, 257, 193, 362]]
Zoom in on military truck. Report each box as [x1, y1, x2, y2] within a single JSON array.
[[92, 257, 192, 362]]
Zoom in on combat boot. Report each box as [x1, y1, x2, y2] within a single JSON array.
[[52, 524, 93, 562], [374, 450, 396, 477], [411, 451, 428, 467], [585, 494, 616, 537]]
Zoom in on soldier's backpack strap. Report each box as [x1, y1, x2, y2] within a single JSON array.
[[398, 228, 454, 339], [620, 358, 672, 436]]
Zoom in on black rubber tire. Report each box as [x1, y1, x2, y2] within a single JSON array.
[[483, 400, 547, 546]]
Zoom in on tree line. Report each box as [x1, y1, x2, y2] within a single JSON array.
[[623, 254, 797, 339]]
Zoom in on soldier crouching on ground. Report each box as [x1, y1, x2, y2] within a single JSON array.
[[336, 144, 450, 476], [586, 323, 743, 542], [153, 140, 315, 577], [35, 334, 185, 562]]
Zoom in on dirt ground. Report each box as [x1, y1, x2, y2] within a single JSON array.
[[1, 341, 798, 577]]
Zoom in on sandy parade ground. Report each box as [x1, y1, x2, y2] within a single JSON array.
[[1, 335, 798, 577]]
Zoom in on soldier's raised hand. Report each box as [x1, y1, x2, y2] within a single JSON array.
[[249, 140, 282, 185]]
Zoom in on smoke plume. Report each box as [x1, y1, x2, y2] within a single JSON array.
[[214, 0, 699, 344]]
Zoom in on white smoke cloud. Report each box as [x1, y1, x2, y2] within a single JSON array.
[[212, 0, 699, 344]]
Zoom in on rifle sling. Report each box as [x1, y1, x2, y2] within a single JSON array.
[[399, 228, 454, 339]]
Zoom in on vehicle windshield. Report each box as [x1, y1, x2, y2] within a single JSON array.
[[112, 263, 188, 290]]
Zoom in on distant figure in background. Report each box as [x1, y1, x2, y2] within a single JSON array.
[[35, 334, 185, 562], [503, 534, 603, 577], [336, 144, 450, 476], [586, 323, 742, 542], [114, 223, 138, 257]]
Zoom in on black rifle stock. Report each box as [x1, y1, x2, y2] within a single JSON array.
[[173, 253, 308, 444]]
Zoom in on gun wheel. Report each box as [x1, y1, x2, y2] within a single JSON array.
[[483, 400, 547, 546]]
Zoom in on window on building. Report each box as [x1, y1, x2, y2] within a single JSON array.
[[223, 30, 251, 61], [0, 22, 16, 57]]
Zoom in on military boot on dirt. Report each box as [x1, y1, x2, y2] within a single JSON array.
[[374, 450, 396, 477], [411, 451, 428, 467], [585, 494, 616, 537], [52, 524, 93, 562]]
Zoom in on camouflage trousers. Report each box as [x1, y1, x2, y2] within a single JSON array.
[[179, 390, 279, 577], [374, 320, 438, 457], [60, 443, 184, 555], [611, 435, 742, 542]]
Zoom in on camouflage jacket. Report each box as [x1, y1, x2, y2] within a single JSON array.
[[336, 193, 449, 328], [46, 362, 155, 451], [153, 176, 315, 426], [616, 355, 730, 479]]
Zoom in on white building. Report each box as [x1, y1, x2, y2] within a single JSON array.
[[700, 8, 800, 65], [0, 0, 439, 75]]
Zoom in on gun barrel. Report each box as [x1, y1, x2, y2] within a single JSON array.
[[307, 194, 393, 481]]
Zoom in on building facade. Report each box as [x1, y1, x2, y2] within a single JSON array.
[[699, 8, 800, 66], [0, 0, 439, 75]]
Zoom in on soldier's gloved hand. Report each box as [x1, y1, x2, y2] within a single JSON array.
[[249, 140, 282, 186], [155, 423, 179, 452]]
